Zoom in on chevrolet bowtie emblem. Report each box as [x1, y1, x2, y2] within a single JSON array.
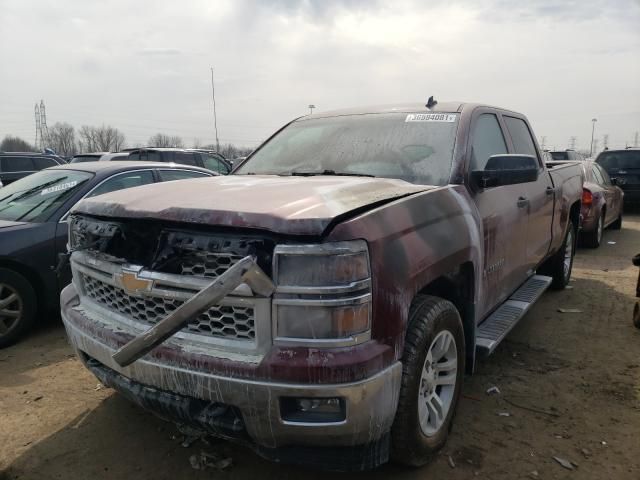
[[116, 270, 153, 294]]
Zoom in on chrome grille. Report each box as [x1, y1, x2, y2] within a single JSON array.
[[180, 250, 245, 278], [81, 274, 256, 341]]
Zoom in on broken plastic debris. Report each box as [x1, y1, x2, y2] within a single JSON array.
[[189, 451, 232, 471], [486, 386, 501, 395], [447, 455, 456, 468], [95, 383, 103, 391], [497, 412, 511, 417], [553, 456, 576, 470], [558, 308, 582, 313], [607, 241, 616, 245]]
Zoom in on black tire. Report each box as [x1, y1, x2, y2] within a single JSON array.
[[582, 213, 603, 248], [391, 295, 465, 466], [610, 212, 622, 230], [634, 303, 640, 330], [0, 268, 37, 348], [539, 221, 576, 290]]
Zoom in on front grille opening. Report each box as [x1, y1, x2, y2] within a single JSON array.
[[81, 274, 256, 341]]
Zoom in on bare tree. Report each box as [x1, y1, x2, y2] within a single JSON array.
[[78, 125, 126, 152], [148, 133, 184, 148], [0, 135, 34, 152], [47, 122, 77, 157], [206, 142, 253, 159]]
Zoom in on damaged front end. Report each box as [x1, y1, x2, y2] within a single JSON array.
[[62, 214, 401, 471]]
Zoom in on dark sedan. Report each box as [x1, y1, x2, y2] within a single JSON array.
[[0, 161, 215, 347], [596, 148, 640, 205]]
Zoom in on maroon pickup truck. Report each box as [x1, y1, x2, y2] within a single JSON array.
[[61, 102, 583, 470]]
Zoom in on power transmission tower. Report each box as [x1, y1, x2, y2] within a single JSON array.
[[34, 100, 49, 150], [569, 136, 577, 149], [39, 100, 48, 148], [34, 103, 41, 149], [603, 134, 609, 150]]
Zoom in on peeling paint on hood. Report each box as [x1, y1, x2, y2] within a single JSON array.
[[72, 175, 433, 235]]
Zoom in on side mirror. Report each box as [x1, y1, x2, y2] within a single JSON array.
[[611, 177, 624, 186], [472, 154, 539, 189]]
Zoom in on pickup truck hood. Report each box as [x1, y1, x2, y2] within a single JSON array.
[[73, 175, 433, 235]]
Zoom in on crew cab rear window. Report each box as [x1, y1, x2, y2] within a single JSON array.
[[174, 152, 198, 166], [504, 116, 538, 160], [471, 114, 508, 170]]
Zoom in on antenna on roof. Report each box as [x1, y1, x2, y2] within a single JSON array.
[[426, 96, 438, 109]]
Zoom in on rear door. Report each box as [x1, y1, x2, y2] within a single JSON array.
[[502, 115, 554, 272], [468, 110, 529, 315]]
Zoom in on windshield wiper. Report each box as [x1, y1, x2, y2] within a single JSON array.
[[283, 169, 375, 178], [0, 177, 68, 203]]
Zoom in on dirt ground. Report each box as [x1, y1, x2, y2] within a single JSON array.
[[1, 215, 639, 480]]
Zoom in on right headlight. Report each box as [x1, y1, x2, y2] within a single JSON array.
[[272, 240, 372, 347]]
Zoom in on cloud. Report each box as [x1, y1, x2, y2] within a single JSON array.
[[137, 48, 183, 56], [0, 0, 638, 150]]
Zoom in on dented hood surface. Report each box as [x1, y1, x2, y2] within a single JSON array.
[[73, 175, 433, 235]]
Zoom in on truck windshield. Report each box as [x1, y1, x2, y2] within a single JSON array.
[[236, 112, 460, 186], [596, 150, 640, 171], [0, 169, 93, 222]]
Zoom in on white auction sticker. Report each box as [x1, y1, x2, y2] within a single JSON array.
[[41, 181, 77, 195], [405, 113, 458, 123]]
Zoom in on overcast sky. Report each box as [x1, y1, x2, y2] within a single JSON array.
[[1, 0, 639, 151]]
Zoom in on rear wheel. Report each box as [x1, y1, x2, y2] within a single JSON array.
[[610, 211, 622, 230], [583, 213, 603, 248], [539, 221, 576, 290], [391, 295, 465, 466], [0, 268, 37, 348]]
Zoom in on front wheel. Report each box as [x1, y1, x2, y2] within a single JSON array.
[[0, 268, 37, 348], [391, 295, 465, 466]]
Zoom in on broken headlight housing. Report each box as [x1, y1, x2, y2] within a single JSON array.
[[272, 240, 372, 347]]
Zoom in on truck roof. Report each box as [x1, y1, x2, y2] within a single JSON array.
[[309, 102, 521, 119]]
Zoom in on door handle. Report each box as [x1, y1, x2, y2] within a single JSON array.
[[517, 196, 529, 208], [545, 186, 554, 196]]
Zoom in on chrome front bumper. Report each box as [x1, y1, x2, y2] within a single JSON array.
[[62, 285, 402, 449]]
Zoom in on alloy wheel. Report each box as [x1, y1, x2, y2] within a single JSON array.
[[418, 330, 458, 436], [0, 284, 23, 337]]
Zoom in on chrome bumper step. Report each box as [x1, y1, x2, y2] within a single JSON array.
[[476, 275, 552, 356]]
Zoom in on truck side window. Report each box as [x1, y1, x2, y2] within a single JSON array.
[[504, 116, 538, 160], [471, 114, 507, 170]]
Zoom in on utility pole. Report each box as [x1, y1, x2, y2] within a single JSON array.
[[540, 136, 547, 150], [308, 104, 315, 115], [634, 131, 639, 148], [592, 139, 599, 155], [590, 118, 597, 157], [569, 136, 577, 150], [603, 134, 609, 150], [210, 68, 220, 153]]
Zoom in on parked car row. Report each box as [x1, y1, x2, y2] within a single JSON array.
[[0, 161, 215, 347], [69, 148, 233, 174]]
